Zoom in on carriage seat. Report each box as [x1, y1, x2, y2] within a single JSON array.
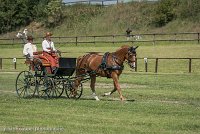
[[39, 56, 51, 67], [33, 51, 43, 55], [34, 52, 51, 67], [24, 51, 53, 67]]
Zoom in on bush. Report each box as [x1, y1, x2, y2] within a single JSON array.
[[178, 0, 200, 21], [151, 0, 180, 27]]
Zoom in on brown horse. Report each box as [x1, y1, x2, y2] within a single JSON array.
[[74, 45, 138, 101]]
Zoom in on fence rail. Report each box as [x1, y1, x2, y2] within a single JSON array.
[[63, 0, 119, 6], [0, 32, 200, 46], [62, 0, 157, 6], [1, 57, 200, 73]]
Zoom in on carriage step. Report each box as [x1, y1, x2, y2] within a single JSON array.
[[42, 63, 51, 66]]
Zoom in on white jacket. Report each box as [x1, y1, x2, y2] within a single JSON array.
[[42, 39, 56, 52], [23, 42, 37, 59]]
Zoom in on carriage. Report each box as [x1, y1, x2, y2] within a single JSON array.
[[15, 56, 86, 99], [16, 45, 138, 101]]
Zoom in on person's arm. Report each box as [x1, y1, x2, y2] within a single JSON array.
[[51, 42, 57, 52], [42, 40, 51, 52], [23, 44, 28, 55], [23, 44, 30, 58]]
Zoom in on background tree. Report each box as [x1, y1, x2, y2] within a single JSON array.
[[178, 0, 200, 21], [45, 0, 64, 27], [151, 0, 180, 27]]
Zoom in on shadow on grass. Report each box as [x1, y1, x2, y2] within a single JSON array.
[[19, 95, 136, 102]]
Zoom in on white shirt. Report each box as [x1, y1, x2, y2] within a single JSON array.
[[42, 39, 56, 52], [23, 42, 37, 59]]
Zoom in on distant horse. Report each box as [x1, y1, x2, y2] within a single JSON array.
[[74, 45, 138, 101]]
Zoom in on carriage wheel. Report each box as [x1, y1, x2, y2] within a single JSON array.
[[35, 76, 55, 98], [53, 76, 64, 98], [43, 77, 55, 98], [65, 81, 83, 99], [35, 77, 47, 98], [16, 71, 36, 98]]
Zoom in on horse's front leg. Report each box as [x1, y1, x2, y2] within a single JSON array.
[[111, 73, 125, 101], [90, 75, 100, 101]]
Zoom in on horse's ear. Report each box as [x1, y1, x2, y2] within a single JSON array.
[[135, 46, 139, 49]]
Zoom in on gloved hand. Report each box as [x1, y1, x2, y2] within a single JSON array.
[[57, 50, 61, 57], [25, 53, 30, 59]]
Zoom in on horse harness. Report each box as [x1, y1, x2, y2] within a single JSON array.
[[99, 52, 124, 78]]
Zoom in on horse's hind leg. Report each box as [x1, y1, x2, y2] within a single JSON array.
[[104, 82, 117, 96], [103, 77, 118, 96], [73, 75, 82, 97], [90, 75, 100, 101]]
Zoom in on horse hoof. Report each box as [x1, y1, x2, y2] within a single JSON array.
[[103, 92, 111, 96], [94, 96, 100, 101], [120, 97, 126, 101]]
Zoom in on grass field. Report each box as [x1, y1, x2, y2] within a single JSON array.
[[0, 72, 200, 134], [0, 43, 200, 133], [1, 43, 200, 73]]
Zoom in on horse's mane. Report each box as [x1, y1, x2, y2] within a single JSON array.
[[86, 52, 100, 54], [115, 45, 130, 52], [121, 45, 130, 48]]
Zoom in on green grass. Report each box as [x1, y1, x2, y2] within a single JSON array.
[[0, 43, 200, 133], [1, 43, 200, 73], [0, 72, 200, 134]]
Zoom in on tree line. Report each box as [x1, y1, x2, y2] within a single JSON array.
[[0, 0, 200, 34], [152, 0, 200, 27], [0, 0, 63, 34]]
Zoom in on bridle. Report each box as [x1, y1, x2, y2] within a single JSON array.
[[127, 47, 137, 68], [112, 46, 138, 69], [127, 51, 136, 62]]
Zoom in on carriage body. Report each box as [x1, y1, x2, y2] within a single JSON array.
[[16, 57, 83, 99], [55, 58, 76, 76]]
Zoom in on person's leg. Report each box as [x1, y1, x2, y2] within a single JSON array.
[[42, 52, 57, 73]]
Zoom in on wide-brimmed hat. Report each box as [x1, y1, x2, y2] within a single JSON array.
[[27, 35, 33, 41], [45, 32, 53, 37]]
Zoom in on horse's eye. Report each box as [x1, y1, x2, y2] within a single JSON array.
[[128, 53, 133, 57]]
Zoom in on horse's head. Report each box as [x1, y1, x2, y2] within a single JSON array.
[[126, 46, 138, 69]]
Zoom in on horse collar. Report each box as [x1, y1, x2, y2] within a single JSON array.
[[99, 52, 124, 72], [99, 52, 109, 70]]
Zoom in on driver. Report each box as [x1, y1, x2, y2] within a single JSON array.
[[42, 32, 59, 71]]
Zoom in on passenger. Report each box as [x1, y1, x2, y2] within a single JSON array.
[[42, 32, 59, 71], [23, 35, 37, 61]]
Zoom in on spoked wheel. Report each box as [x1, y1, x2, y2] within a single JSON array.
[[35, 77, 55, 98], [53, 76, 64, 98], [65, 81, 83, 99], [16, 71, 36, 98], [35, 66, 51, 98], [43, 77, 55, 98], [35, 77, 47, 98]]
